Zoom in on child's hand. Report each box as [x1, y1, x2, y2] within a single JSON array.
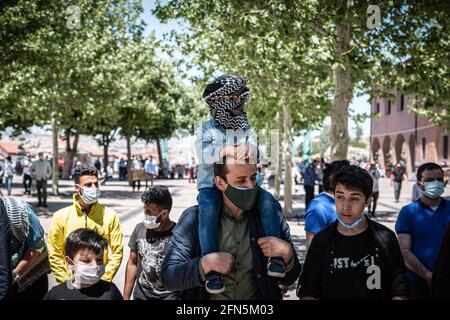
[[236, 143, 258, 163], [219, 144, 257, 163], [234, 143, 247, 161], [245, 143, 258, 163], [219, 145, 237, 159]]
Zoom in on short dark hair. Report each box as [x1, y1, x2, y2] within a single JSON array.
[[64, 228, 108, 260], [323, 160, 350, 193], [332, 165, 373, 199], [73, 164, 98, 184], [213, 157, 231, 182], [141, 186, 173, 211], [213, 156, 256, 182], [417, 162, 444, 181]]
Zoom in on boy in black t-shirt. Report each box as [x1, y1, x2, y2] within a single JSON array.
[[297, 165, 408, 300], [43, 228, 122, 300]]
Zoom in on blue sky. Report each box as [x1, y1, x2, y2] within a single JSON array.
[[142, 0, 179, 39], [141, 0, 372, 138]]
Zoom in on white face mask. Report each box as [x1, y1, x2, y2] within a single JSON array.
[[76, 185, 101, 204], [143, 212, 163, 229], [69, 259, 105, 286]]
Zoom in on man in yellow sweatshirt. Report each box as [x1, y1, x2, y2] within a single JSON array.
[[48, 164, 123, 283]]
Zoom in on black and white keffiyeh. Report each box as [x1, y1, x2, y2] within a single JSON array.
[[203, 75, 251, 130], [1, 196, 30, 244]]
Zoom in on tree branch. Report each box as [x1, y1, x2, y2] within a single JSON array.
[[310, 20, 331, 37]]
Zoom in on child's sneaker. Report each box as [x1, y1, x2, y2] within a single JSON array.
[[267, 257, 285, 278], [205, 271, 225, 294]]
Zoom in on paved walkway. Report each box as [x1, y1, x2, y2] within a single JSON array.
[[2, 175, 449, 300]]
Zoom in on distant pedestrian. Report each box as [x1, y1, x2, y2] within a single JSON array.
[[303, 158, 319, 209], [188, 157, 196, 184], [22, 155, 33, 195], [131, 156, 143, 192], [30, 152, 52, 208], [4, 156, 14, 196], [316, 158, 325, 194], [411, 167, 424, 201], [119, 158, 127, 181], [176, 165, 184, 179], [298, 161, 306, 185], [391, 162, 407, 202], [101, 165, 113, 185], [94, 159, 102, 172], [144, 156, 158, 188], [368, 162, 381, 217]]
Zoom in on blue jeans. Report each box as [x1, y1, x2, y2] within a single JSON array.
[[198, 186, 281, 256], [5, 176, 13, 196]]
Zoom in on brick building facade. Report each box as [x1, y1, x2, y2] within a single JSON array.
[[370, 90, 449, 177]]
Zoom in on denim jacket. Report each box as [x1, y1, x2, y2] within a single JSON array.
[[195, 119, 257, 190]]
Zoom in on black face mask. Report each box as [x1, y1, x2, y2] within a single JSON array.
[[224, 184, 258, 211]]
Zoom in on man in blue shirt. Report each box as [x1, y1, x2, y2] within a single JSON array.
[[395, 162, 450, 300], [304, 160, 349, 250], [144, 156, 158, 188]]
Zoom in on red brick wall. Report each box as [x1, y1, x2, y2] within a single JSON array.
[[371, 91, 449, 173], [371, 93, 416, 135]]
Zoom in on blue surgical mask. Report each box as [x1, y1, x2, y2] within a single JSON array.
[[337, 214, 364, 229], [423, 181, 445, 199], [77, 185, 101, 204]]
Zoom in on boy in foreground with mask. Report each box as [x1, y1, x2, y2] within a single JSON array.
[[298, 165, 408, 300], [43, 228, 122, 300], [195, 75, 286, 294], [47, 164, 123, 284], [123, 186, 179, 300]]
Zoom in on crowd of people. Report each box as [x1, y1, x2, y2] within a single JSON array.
[[0, 75, 449, 301], [0, 152, 199, 198], [0, 153, 52, 207]]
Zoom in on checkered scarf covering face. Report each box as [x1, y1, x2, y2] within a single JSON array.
[[203, 75, 251, 130]]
